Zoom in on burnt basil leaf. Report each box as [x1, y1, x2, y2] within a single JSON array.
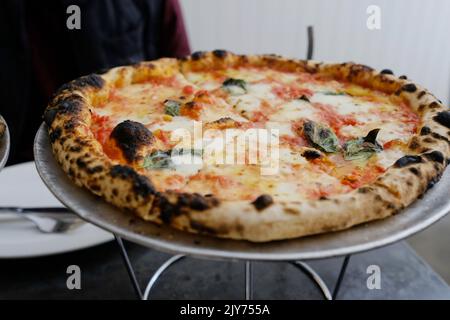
[[303, 121, 339, 153], [142, 150, 174, 169], [343, 128, 383, 160], [222, 78, 247, 95], [297, 95, 310, 102], [164, 100, 181, 116], [363, 128, 381, 145]]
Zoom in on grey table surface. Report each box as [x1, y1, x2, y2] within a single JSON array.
[[0, 240, 449, 300]]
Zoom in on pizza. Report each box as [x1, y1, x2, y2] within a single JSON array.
[[43, 50, 450, 242]]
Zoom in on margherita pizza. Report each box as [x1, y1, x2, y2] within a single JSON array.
[[44, 50, 450, 242]]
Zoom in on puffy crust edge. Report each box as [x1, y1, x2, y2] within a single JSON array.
[[44, 51, 450, 242]]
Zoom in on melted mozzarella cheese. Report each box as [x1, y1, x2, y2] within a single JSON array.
[[376, 148, 405, 169], [228, 83, 278, 112], [273, 181, 301, 200], [249, 83, 277, 100], [270, 100, 319, 122], [171, 154, 203, 176], [149, 117, 196, 132], [279, 147, 307, 166], [228, 95, 261, 115], [310, 93, 366, 115], [375, 122, 413, 144], [184, 72, 212, 87], [95, 65, 418, 201], [226, 69, 268, 82], [265, 122, 295, 137]]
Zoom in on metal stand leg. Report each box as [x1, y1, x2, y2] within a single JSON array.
[[114, 235, 352, 300], [292, 261, 332, 300], [306, 25, 314, 60], [114, 235, 143, 299], [332, 255, 351, 300], [245, 261, 253, 300], [143, 254, 186, 300], [290, 255, 351, 300]]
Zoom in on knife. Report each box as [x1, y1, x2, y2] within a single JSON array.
[[0, 207, 72, 214]]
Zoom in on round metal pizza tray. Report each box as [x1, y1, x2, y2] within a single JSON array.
[[34, 124, 450, 261], [0, 116, 10, 171]]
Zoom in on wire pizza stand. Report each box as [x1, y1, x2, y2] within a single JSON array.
[[0, 115, 10, 171], [33, 27, 450, 299]]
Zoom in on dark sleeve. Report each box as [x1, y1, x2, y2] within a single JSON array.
[[158, 0, 191, 58]]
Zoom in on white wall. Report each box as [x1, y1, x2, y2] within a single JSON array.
[[180, 0, 450, 104]]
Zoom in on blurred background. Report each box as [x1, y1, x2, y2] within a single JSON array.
[[179, 0, 450, 281]]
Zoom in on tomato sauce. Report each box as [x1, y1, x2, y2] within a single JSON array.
[[340, 165, 385, 189], [272, 85, 313, 101], [180, 102, 203, 120], [306, 184, 336, 199], [182, 85, 194, 95], [90, 113, 123, 160], [313, 103, 360, 136], [190, 173, 234, 193], [145, 75, 178, 87], [90, 113, 112, 146], [280, 134, 307, 148]]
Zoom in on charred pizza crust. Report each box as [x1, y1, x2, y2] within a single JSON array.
[[43, 51, 450, 242]]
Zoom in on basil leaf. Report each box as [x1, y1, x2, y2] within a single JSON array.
[[343, 129, 383, 160], [222, 78, 247, 95], [164, 100, 181, 116], [142, 150, 174, 170], [171, 148, 203, 158], [303, 121, 339, 153], [322, 91, 346, 96]]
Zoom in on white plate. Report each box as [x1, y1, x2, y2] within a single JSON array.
[[0, 162, 113, 258]]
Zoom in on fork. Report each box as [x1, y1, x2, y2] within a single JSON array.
[[0, 207, 84, 233]]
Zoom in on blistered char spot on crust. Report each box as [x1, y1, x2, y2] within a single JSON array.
[[394, 155, 423, 168], [180, 192, 220, 210], [402, 83, 417, 92], [301, 149, 322, 160], [430, 132, 450, 146], [380, 69, 394, 75], [428, 101, 440, 110], [110, 120, 154, 162], [420, 126, 432, 135], [190, 220, 217, 235], [395, 83, 417, 95], [44, 95, 85, 127], [252, 194, 274, 211], [49, 127, 62, 143], [43, 51, 450, 242], [423, 151, 445, 164], [348, 64, 374, 79], [433, 111, 450, 128], [191, 51, 206, 61], [417, 91, 427, 99], [204, 117, 240, 130], [56, 74, 104, 94], [110, 165, 155, 198], [152, 192, 220, 224], [408, 137, 421, 151], [212, 49, 228, 58]]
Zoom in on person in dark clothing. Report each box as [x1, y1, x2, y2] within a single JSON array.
[[0, 0, 190, 165]]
